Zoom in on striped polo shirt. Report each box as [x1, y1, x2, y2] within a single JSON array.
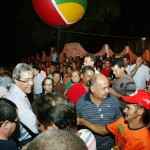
[[76, 92, 123, 150]]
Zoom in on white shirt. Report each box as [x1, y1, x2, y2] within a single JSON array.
[[94, 67, 100, 74], [129, 64, 149, 90], [125, 65, 130, 75], [0, 75, 12, 88], [34, 73, 45, 94], [6, 83, 39, 141], [78, 129, 96, 150], [0, 86, 7, 97], [40, 70, 46, 78]]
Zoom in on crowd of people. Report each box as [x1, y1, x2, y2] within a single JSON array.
[[0, 52, 150, 150]]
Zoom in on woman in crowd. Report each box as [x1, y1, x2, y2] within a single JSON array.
[[64, 70, 81, 95]]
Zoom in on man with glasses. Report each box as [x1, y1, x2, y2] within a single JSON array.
[[0, 97, 19, 150], [6, 63, 39, 147]]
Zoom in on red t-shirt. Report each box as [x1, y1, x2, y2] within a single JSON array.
[[107, 117, 150, 150], [101, 67, 112, 77], [66, 81, 87, 105]]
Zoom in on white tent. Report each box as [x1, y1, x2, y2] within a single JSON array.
[[118, 46, 137, 63], [59, 42, 89, 62], [94, 44, 114, 57]]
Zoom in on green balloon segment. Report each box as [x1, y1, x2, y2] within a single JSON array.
[[55, 0, 87, 10]]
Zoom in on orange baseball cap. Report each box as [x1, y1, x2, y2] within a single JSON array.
[[121, 89, 150, 110]]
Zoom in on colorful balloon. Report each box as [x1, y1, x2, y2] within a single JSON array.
[[32, 0, 88, 28]]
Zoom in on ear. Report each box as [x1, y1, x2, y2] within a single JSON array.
[[92, 61, 94, 67], [14, 79, 19, 86], [90, 85, 95, 93], [3, 120, 9, 130], [121, 67, 125, 72], [138, 108, 144, 116]]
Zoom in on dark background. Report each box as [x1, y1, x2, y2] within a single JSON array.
[[1, 0, 150, 65]]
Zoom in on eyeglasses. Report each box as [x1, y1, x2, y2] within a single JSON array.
[[17, 78, 33, 83], [44, 84, 52, 86]]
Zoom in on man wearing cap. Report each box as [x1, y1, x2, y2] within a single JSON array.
[[78, 90, 150, 150]]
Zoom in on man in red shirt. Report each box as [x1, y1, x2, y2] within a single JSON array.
[[66, 66, 95, 105], [78, 90, 150, 150], [101, 60, 112, 77]]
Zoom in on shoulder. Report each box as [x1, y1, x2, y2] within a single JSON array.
[[78, 128, 95, 139], [6, 76, 11, 80], [105, 93, 121, 107], [68, 82, 81, 90], [129, 64, 136, 70], [107, 117, 124, 128], [76, 94, 86, 106], [123, 74, 135, 81], [6, 86, 25, 103], [107, 93, 119, 101], [0, 139, 19, 150]]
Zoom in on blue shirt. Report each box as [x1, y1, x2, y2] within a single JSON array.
[[52, 53, 57, 62], [76, 92, 123, 150]]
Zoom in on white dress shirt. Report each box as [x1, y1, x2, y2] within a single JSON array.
[[6, 83, 39, 141], [33, 73, 45, 94], [129, 64, 149, 90]]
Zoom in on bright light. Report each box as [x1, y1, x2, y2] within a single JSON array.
[[142, 37, 146, 40]]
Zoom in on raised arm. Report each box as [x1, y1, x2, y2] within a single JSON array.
[[130, 57, 143, 78], [109, 87, 122, 98], [77, 117, 109, 136]]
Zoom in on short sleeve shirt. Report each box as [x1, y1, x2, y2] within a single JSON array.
[[107, 117, 150, 150], [76, 92, 123, 150]]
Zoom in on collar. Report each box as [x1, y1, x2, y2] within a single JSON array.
[[84, 92, 91, 102]]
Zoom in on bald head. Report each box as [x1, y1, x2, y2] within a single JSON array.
[[27, 130, 88, 150], [89, 74, 109, 101], [89, 74, 109, 87]]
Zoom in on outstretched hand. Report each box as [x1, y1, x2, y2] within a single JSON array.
[[144, 85, 150, 93], [77, 117, 82, 125]]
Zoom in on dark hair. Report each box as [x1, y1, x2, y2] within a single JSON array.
[[38, 93, 71, 106], [81, 66, 95, 75], [88, 75, 97, 87], [0, 98, 17, 123], [135, 104, 150, 126], [52, 71, 61, 76], [111, 58, 125, 68], [33, 65, 41, 72], [84, 54, 96, 66], [136, 52, 142, 57], [122, 55, 130, 61], [27, 130, 88, 150], [42, 77, 53, 87], [36, 94, 77, 133]]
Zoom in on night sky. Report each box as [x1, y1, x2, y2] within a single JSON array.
[[1, 0, 150, 65]]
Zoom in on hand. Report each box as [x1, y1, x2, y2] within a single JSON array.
[[77, 117, 82, 125], [144, 85, 150, 93], [136, 57, 143, 67], [109, 87, 115, 94]]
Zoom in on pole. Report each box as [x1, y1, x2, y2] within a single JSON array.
[[57, 28, 61, 63]]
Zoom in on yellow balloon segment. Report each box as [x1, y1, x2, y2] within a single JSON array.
[[58, 2, 85, 24]]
